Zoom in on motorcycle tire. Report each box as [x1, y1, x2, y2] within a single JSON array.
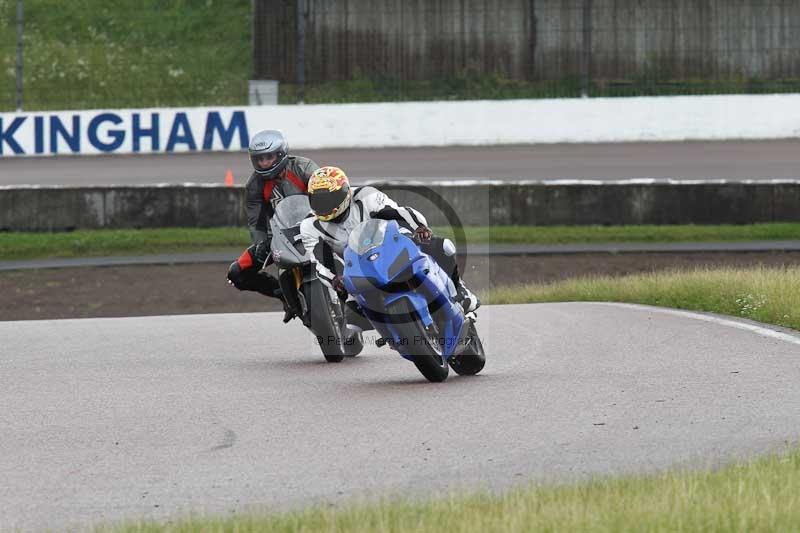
[[302, 279, 349, 363], [386, 298, 449, 382], [448, 320, 486, 376]]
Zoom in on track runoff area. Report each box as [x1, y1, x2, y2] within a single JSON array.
[[2, 141, 800, 528], [1, 303, 799, 530], [2, 140, 800, 186]]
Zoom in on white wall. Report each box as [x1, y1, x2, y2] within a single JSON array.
[[2, 93, 800, 157]]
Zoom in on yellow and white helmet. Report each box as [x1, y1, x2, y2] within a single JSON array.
[[308, 166, 352, 222]]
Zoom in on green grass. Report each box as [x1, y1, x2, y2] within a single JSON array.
[[115, 445, 800, 532], [0, 0, 250, 111], [488, 265, 800, 332], [2, 223, 800, 261], [434, 223, 800, 245], [280, 74, 800, 104], [0, 227, 251, 260]]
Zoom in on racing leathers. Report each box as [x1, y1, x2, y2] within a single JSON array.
[[227, 156, 318, 298], [299, 186, 470, 321]]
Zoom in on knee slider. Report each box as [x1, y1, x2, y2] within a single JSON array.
[[227, 261, 247, 290]]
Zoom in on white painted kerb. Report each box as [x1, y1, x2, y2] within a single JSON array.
[[585, 302, 800, 348]]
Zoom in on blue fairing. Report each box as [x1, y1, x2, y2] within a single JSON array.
[[343, 220, 466, 360]]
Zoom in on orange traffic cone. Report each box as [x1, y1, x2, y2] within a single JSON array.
[[224, 168, 234, 186]]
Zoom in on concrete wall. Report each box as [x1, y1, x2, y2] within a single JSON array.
[[3, 181, 800, 231], [254, 0, 800, 83], [378, 181, 800, 226], [0, 186, 244, 232]]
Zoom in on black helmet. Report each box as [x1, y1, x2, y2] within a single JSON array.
[[248, 129, 289, 178]]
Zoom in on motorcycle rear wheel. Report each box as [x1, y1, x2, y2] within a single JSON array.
[[449, 320, 486, 376]]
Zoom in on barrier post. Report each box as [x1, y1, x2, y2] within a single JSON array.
[[15, 0, 24, 111]]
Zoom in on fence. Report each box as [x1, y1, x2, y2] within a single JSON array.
[[254, 0, 800, 102], [2, 1, 799, 112]]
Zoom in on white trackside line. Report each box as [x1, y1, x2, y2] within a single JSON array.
[[582, 302, 800, 348]]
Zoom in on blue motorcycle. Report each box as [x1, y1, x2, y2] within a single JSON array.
[[342, 219, 485, 382]]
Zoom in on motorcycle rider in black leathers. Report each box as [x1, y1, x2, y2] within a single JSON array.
[[299, 166, 480, 323], [227, 130, 318, 321]]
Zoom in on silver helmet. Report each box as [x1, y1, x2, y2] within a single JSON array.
[[248, 129, 289, 178]]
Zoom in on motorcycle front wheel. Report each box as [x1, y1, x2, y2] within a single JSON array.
[[386, 298, 449, 382], [302, 278, 359, 363]]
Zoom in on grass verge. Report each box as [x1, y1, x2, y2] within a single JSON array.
[[2, 223, 800, 261], [487, 265, 800, 332], [120, 446, 800, 532], [0, 227, 251, 261], [279, 74, 800, 104], [0, 0, 250, 111], [436, 223, 800, 245]]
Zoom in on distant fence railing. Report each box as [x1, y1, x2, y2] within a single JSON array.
[[254, 0, 800, 103]]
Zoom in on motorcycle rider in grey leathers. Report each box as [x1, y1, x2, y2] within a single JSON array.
[[227, 129, 319, 321]]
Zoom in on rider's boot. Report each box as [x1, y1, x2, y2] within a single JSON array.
[[251, 273, 294, 322], [456, 280, 480, 313], [275, 289, 296, 323]]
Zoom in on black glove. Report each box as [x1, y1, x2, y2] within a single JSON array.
[[253, 240, 271, 265], [412, 225, 432, 243], [332, 274, 346, 294]]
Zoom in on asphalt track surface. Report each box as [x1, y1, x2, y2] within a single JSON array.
[[2, 303, 800, 530], [2, 140, 800, 186]]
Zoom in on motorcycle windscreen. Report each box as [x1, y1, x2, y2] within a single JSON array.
[[348, 219, 391, 256], [273, 195, 313, 229]]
